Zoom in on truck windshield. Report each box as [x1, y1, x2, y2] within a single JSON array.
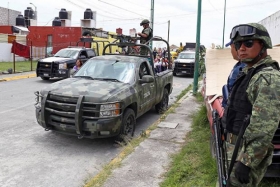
[[74, 59, 135, 84], [54, 49, 79, 59], [178, 53, 195, 59]]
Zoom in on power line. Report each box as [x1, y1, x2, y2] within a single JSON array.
[[207, 0, 222, 14], [78, 0, 123, 18], [122, 0, 149, 9], [64, 0, 123, 19], [98, 0, 148, 18]]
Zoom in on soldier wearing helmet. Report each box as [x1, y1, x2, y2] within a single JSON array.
[[137, 19, 153, 55], [221, 23, 280, 186]]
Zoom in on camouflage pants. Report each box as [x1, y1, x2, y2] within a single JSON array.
[[225, 142, 273, 187], [140, 46, 148, 56]]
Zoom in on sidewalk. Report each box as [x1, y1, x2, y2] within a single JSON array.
[[100, 92, 200, 187], [0, 71, 36, 82]]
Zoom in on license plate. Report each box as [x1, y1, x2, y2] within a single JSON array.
[[182, 71, 187, 73], [43, 73, 49, 76]]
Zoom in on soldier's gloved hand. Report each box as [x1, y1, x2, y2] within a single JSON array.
[[234, 161, 251, 184]]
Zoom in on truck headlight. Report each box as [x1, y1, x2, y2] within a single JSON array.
[[100, 103, 121, 117], [59, 63, 67, 69]]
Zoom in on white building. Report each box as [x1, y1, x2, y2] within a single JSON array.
[[259, 10, 280, 46]]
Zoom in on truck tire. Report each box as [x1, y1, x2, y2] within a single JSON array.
[[115, 108, 136, 143], [173, 72, 176, 76], [67, 68, 71, 78], [40, 77, 50, 80], [155, 88, 169, 114]]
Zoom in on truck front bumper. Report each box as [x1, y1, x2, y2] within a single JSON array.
[[36, 68, 70, 78], [174, 62, 195, 75], [35, 106, 122, 139]]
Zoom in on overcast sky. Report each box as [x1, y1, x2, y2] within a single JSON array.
[[1, 0, 280, 48]]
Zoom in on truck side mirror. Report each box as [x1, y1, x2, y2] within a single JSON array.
[[139, 75, 154, 84]]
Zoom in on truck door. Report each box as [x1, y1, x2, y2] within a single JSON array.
[[79, 50, 88, 64], [138, 61, 156, 114]]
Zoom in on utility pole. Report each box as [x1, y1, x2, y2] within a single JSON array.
[[150, 0, 154, 50], [222, 0, 226, 48], [167, 20, 170, 43], [193, 0, 202, 95]]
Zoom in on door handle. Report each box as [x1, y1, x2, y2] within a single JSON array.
[[150, 84, 154, 87]]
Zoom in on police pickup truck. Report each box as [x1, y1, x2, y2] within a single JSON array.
[[36, 47, 96, 80], [34, 37, 173, 141]]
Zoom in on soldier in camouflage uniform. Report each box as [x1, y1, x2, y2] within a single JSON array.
[[222, 23, 280, 186], [137, 19, 153, 56]]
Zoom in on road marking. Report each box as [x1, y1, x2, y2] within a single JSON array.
[[0, 73, 36, 82]]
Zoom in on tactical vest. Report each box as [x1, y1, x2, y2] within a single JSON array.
[[222, 62, 279, 135], [140, 27, 153, 43]]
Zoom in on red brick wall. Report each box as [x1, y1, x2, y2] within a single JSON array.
[[27, 26, 82, 54]]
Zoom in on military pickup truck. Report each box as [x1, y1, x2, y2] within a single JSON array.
[[34, 37, 173, 141]]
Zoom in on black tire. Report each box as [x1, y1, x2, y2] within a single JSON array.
[[210, 134, 216, 158], [115, 108, 136, 143], [67, 68, 71, 78], [173, 72, 176, 76], [155, 88, 169, 114], [40, 76, 50, 80]]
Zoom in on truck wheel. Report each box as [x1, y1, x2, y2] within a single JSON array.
[[40, 77, 50, 80], [115, 108, 136, 143], [173, 72, 176, 76], [155, 88, 169, 114]]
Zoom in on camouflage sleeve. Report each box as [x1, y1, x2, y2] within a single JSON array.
[[142, 28, 151, 38], [240, 69, 280, 169]]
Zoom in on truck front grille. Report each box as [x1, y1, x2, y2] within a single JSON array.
[[44, 93, 100, 128], [45, 93, 78, 126], [175, 63, 195, 70], [37, 62, 58, 74]]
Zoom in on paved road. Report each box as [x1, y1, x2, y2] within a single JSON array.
[[0, 75, 192, 187]]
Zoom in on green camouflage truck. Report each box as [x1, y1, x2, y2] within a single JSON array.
[[34, 37, 173, 141]]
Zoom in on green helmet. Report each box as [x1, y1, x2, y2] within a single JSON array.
[[140, 19, 150, 26], [231, 23, 272, 49]]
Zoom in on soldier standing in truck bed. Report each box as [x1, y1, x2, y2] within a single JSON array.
[[137, 19, 153, 56]]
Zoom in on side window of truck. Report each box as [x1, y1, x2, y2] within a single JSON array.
[[79, 50, 88, 59], [139, 62, 150, 79], [87, 50, 96, 58]]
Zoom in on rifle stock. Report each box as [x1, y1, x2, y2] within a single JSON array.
[[212, 109, 227, 187]]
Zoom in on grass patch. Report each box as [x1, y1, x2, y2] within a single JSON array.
[[176, 84, 192, 101], [84, 137, 146, 187], [160, 102, 217, 187], [0, 61, 37, 72]]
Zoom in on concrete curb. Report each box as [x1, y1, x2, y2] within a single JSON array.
[[0, 73, 36, 82]]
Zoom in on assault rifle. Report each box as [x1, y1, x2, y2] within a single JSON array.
[[213, 109, 251, 187], [212, 109, 227, 187]]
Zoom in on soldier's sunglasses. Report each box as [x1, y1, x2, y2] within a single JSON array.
[[234, 40, 256, 50], [230, 25, 269, 39]]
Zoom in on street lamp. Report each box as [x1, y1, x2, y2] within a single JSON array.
[[29, 3, 37, 20]]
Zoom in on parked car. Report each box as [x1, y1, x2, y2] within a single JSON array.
[[173, 50, 196, 77]]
